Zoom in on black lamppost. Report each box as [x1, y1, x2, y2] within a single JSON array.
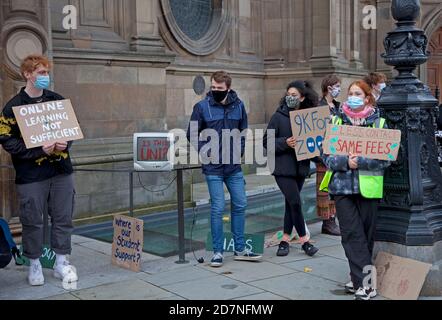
[[376, 0, 442, 296]]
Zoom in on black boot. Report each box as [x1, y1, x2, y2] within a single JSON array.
[[322, 217, 341, 236], [302, 242, 319, 257]]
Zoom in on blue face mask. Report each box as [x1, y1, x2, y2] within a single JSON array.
[[379, 83, 386, 91], [34, 75, 50, 90], [347, 96, 365, 109]]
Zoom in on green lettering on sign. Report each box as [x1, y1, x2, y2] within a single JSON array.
[[16, 245, 56, 269], [206, 232, 265, 254]]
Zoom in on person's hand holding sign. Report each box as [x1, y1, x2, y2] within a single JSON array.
[[42, 143, 56, 156], [54, 142, 68, 152], [286, 137, 296, 149], [348, 152, 359, 170]]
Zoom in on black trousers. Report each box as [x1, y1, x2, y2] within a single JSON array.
[[334, 194, 378, 289], [275, 176, 306, 237]]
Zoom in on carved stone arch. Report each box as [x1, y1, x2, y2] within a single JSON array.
[[1, 17, 49, 81], [158, 0, 231, 56], [419, 4, 442, 82]]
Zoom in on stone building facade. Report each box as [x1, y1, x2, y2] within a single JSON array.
[[1, 0, 441, 225]]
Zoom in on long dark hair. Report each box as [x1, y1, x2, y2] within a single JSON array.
[[279, 80, 319, 109]]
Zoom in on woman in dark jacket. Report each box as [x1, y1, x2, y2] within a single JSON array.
[[263, 81, 319, 257], [316, 75, 342, 236]]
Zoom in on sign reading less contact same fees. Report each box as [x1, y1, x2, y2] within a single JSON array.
[[323, 123, 402, 161], [12, 99, 83, 149]]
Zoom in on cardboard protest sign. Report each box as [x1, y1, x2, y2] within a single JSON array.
[[375, 252, 431, 300], [12, 99, 83, 149], [206, 232, 265, 254], [323, 123, 402, 161], [111, 215, 144, 272], [290, 106, 330, 161]]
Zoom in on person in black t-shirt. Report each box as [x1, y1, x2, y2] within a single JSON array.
[[0, 55, 78, 287]]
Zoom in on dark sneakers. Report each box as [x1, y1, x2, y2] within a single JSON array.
[[322, 217, 341, 236], [276, 241, 290, 256], [210, 253, 223, 268], [234, 249, 262, 262], [302, 242, 319, 257]]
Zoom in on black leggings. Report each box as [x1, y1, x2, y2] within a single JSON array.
[[275, 176, 306, 237]]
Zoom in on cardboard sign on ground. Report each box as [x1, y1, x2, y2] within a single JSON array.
[[323, 123, 402, 161], [111, 215, 144, 272], [375, 252, 431, 300], [12, 99, 83, 149], [289, 106, 330, 161]]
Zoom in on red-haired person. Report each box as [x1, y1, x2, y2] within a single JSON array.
[[0, 55, 78, 286], [321, 81, 390, 300]]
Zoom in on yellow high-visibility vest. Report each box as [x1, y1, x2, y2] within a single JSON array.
[[320, 116, 386, 199]]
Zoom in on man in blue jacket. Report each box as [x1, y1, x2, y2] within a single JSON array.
[[187, 71, 261, 267]]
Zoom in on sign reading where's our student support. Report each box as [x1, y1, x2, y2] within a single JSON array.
[[12, 99, 84, 149], [112, 215, 144, 272], [289, 106, 331, 161], [323, 123, 402, 161]]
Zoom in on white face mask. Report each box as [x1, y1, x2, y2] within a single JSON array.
[[379, 83, 387, 91], [329, 86, 341, 98]]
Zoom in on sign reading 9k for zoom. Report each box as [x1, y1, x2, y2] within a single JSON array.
[[290, 106, 331, 161]]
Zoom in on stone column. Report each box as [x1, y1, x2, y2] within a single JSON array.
[[309, 0, 338, 69], [0, 0, 50, 223], [130, 0, 165, 52]]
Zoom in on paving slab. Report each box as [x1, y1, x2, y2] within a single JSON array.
[[70, 279, 174, 300], [162, 275, 264, 300], [138, 265, 216, 287], [217, 261, 298, 283], [250, 272, 354, 300], [234, 292, 288, 300], [281, 256, 351, 284], [317, 245, 348, 261]]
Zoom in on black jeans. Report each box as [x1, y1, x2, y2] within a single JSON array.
[[334, 194, 378, 289], [275, 176, 306, 237]]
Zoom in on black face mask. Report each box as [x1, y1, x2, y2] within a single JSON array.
[[212, 90, 229, 103]]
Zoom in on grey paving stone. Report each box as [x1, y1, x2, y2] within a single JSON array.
[[42, 293, 81, 300], [311, 235, 342, 249], [0, 282, 67, 300], [162, 275, 263, 300], [218, 261, 297, 283], [70, 279, 174, 300], [138, 265, 216, 286], [317, 245, 348, 261], [281, 256, 351, 284], [250, 273, 354, 300], [234, 292, 288, 300]]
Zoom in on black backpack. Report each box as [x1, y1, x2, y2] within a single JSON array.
[[0, 218, 20, 268]]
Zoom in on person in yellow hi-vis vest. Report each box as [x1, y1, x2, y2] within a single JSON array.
[[320, 80, 391, 301]]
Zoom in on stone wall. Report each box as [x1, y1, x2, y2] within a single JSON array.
[[1, 0, 441, 223]]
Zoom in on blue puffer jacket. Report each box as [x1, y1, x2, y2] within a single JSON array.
[[187, 90, 248, 176]]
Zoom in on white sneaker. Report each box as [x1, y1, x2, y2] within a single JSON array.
[[28, 263, 44, 286], [53, 261, 78, 283], [355, 287, 377, 300], [345, 281, 355, 294]]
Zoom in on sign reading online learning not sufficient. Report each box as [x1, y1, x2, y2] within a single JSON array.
[[112, 215, 144, 272], [289, 106, 330, 161], [323, 123, 402, 161], [12, 99, 83, 149]]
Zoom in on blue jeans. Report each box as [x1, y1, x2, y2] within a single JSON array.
[[206, 171, 247, 254]]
